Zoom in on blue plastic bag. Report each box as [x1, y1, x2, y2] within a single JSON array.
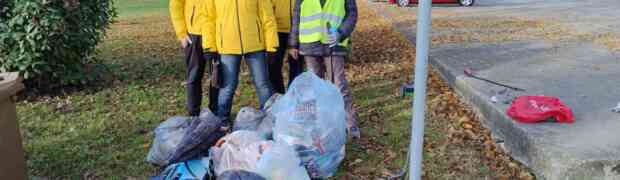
[[271, 72, 347, 178], [150, 157, 215, 180]]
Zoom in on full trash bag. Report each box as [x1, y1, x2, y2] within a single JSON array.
[[270, 72, 347, 178], [150, 157, 215, 180], [255, 142, 311, 180], [217, 170, 266, 180], [233, 107, 265, 132], [232, 107, 276, 140], [210, 130, 272, 175], [167, 109, 224, 165], [263, 93, 283, 112], [256, 112, 275, 140], [146, 116, 190, 166]]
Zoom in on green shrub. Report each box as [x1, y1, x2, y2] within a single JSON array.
[[0, 0, 116, 87]]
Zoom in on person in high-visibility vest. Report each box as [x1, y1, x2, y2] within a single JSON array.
[[267, 0, 305, 94], [170, 0, 219, 118], [204, 0, 278, 127], [288, 0, 360, 138]]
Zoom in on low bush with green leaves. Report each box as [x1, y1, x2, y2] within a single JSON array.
[[0, 0, 116, 87]]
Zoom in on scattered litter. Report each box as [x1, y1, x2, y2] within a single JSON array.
[[490, 88, 516, 104], [507, 96, 574, 123], [255, 142, 311, 180], [464, 68, 525, 91], [612, 102, 620, 113], [400, 83, 415, 97], [491, 96, 498, 103], [150, 157, 215, 180], [271, 72, 347, 179], [217, 170, 266, 180], [210, 131, 271, 176], [146, 116, 190, 166]]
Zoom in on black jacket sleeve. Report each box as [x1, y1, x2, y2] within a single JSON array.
[[288, 0, 303, 49], [338, 0, 357, 40]]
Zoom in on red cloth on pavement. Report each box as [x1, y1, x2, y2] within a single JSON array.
[[506, 96, 575, 123]]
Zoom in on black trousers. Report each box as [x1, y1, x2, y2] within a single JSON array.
[[185, 34, 219, 116], [267, 32, 305, 94]]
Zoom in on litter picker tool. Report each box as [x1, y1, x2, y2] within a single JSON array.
[[464, 68, 526, 91]]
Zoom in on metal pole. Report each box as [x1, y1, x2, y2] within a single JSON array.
[[409, 0, 432, 179]]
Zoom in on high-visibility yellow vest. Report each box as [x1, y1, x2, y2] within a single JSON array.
[[299, 0, 349, 47]]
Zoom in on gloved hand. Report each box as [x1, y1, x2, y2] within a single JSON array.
[[327, 31, 341, 48]]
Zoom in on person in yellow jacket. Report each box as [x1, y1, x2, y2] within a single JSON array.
[[267, 0, 305, 94], [170, 0, 219, 118], [203, 0, 278, 124]]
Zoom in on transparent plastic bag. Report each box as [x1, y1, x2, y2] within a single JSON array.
[[233, 107, 265, 132], [232, 107, 275, 140], [271, 72, 347, 178], [263, 93, 283, 112], [146, 116, 190, 166], [255, 142, 311, 180], [210, 131, 272, 175], [167, 110, 224, 164], [256, 112, 275, 140]]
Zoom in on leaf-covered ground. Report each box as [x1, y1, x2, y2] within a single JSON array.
[[19, 0, 536, 179]]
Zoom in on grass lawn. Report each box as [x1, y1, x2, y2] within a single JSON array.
[[115, 0, 169, 19], [18, 0, 532, 179]]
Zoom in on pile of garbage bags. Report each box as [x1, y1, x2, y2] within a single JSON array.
[[147, 72, 347, 180]]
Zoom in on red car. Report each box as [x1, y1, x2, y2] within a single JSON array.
[[392, 0, 474, 7]]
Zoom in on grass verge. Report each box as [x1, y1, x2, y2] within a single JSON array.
[[20, 0, 534, 179]]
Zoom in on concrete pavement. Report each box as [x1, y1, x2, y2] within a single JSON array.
[[368, 0, 620, 179]]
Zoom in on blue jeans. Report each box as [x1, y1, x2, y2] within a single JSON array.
[[217, 52, 274, 118]]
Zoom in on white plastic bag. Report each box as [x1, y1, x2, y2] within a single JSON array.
[[146, 116, 190, 166], [256, 142, 311, 180], [210, 130, 272, 176], [271, 72, 347, 178]]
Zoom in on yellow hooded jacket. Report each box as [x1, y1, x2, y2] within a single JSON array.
[[170, 0, 216, 52], [272, 0, 295, 33], [203, 0, 279, 54]]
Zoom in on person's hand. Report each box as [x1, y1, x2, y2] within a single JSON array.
[[288, 48, 299, 60], [327, 31, 341, 48], [181, 36, 193, 48]]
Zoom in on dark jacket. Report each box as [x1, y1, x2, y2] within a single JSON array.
[[288, 0, 357, 56]]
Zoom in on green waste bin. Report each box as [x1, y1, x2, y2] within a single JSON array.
[[0, 72, 26, 180]]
